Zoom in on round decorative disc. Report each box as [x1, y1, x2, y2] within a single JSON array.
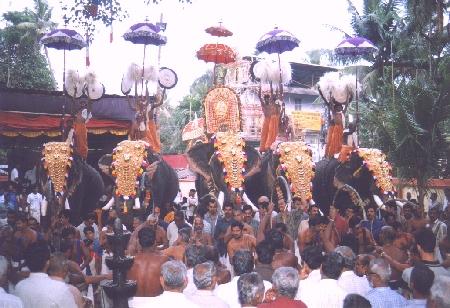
[[158, 67, 178, 89]]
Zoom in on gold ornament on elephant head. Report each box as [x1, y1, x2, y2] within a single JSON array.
[[42, 142, 73, 193], [276, 141, 314, 201], [355, 148, 394, 193], [112, 140, 148, 199], [214, 131, 247, 191]]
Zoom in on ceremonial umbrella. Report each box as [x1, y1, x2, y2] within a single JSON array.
[[123, 22, 167, 87], [40, 28, 86, 118], [205, 22, 233, 37], [334, 36, 378, 144], [40, 28, 86, 93], [197, 43, 236, 64], [256, 27, 299, 81], [335, 36, 378, 57]]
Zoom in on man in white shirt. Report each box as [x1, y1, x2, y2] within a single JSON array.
[[48, 252, 84, 308], [9, 166, 19, 184], [26, 186, 43, 223], [237, 273, 265, 308], [296, 245, 323, 301], [0, 256, 23, 308], [335, 246, 371, 296], [167, 211, 192, 246], [215, 250, 271, 308], [301, 252, 348, 308], [14, 241, 77, 308], [187, 189, 198, 224], [128, 260, 199, 308], [366, 258, 407, 308], [405, 264, 434, 308], [23, 166, 37, 187], [187, 262, 228, 308], [77, 212, 99, 240]]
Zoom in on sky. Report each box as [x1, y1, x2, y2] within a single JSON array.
[[1, 0, 362, 105]]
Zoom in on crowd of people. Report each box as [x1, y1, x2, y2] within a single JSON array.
[[1, 167, 450, 308]]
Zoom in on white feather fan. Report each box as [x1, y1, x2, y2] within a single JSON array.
[[121, 75, 133, 95], [317, 72, 357, 103], [269, 60, 292, 85], [142, 65, 159, 82], [65, 69, 84, 98], [253, 60, 272, 83], [126, 63, 143, 82]]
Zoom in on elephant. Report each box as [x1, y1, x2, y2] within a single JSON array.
[[312, 148, 393, 216], [37, 154, 105, 227], [186, 134, 262, 213], [98, 142, 179, 219]]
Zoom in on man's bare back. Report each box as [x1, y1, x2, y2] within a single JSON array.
[[127, 250, 169, 296]]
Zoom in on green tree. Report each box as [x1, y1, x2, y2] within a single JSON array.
[[0, 5, 56, 90], [15, 0, 57, 75], [159, 71, 212, 153], [344, 0, 450, 209]]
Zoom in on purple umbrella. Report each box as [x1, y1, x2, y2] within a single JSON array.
[[256, 27, 300, 54], [334, 36, 378, 145], [335, 36, 378, 56], [40, 28, 86, 108], [123, 22, 167, 46], [40, 28, 86, 50], [40, 28, 87, 126], [124, 22, 167, 90], [256, 27, 299, 84]]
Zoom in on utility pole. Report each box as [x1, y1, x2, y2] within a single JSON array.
[[157, 13, 164, 67]]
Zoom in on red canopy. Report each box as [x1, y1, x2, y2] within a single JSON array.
[[0, 111, 130, 137]]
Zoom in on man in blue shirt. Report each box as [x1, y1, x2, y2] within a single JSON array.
[[4, 183, 18, 212], [360, 204, 384, 243]]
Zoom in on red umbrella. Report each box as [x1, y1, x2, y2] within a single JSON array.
[[197, 43, 236, 64], [205, 23, 233, 37]]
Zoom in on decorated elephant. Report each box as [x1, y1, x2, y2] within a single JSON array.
[[256, 141, 315, 209], [312, 148, 394, 216], [38, 142, 105, 226], [186, 132, 262, 210], [98, 140, 179, 218]]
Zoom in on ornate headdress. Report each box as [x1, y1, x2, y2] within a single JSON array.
[[111, 140, 148, 199], [276, 141, 315, 201], [213, 131, 247, 191], [42, 142, 73, 192], [354, 148, 394, 194]]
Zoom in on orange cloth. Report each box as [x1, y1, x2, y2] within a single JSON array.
[[325, 123, 344, 158], [73, 121, 88, 159], [145, 120, 161, 153], [260, 114, 280, 152]]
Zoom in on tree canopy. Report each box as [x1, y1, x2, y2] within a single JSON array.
[[0, 0, 56, 90], [344, 0, 450, 207]]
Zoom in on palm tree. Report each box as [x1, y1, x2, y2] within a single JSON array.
[[349, 0, 450, 210], [16, 0, 56, 78]]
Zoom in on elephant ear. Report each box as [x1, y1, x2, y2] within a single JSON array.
[[186, 142, 215, 181], [98, 154, 113, 176], [243, 145, 261, 179]]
